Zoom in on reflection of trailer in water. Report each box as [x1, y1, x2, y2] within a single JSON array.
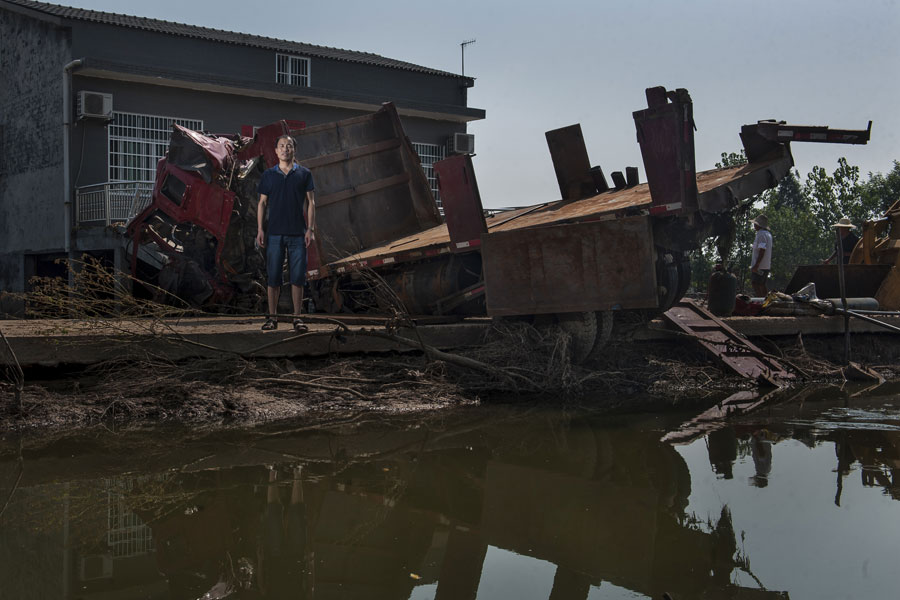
[[126, 85, 870, 355]]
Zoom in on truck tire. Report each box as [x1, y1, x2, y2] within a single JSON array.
[[587, 310, 614, 360], [556, 311, 598, 364], [675, 253, 692, 302]]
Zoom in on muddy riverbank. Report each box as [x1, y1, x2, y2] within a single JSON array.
[[3, 323, 899, 433]]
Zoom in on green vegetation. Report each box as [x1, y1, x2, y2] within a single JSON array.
[[692, 156, 900, 293]]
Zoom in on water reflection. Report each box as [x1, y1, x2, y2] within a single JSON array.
[[699, 386, 900, 502], [1, 389, 899, 600]]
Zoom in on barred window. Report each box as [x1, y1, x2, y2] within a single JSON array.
[[108, 112, 203, 183], [276, 53, 311, 87], [412, 142, 446, 208], [106, 477, 157, 558]]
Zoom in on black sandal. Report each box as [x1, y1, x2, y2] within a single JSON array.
[[261, 317, 278, 331], [292, 319, 309, 333]]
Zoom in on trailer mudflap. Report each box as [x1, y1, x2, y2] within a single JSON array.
[[482, 216, 658, 316]]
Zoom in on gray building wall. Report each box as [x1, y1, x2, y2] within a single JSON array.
[[70, 21, 469, 108], [0, 9, 70, 301], [71, 75, 465, 188]]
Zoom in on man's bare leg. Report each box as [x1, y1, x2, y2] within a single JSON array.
[[291, 284, 304, 317], [267, 285, 280, 316]]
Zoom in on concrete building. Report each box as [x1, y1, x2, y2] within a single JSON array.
[[0, 0, 484, 313]]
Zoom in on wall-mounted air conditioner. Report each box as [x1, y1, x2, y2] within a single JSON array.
[[79, 554, 113, 580], [450, 132, 475, 155], [77, 91, 113, 120]]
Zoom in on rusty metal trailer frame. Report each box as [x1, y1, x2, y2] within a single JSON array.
[[296, 86, 870, 322], [125, 86, 870, 330]]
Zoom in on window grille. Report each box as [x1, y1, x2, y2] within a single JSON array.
[[105, 477, 155, 558], [108, 112, 203, 183], [276, 53, 311, 87], [412, 142, 446, 208]]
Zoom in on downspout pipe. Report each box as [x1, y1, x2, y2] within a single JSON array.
[[62, 58, 83, 273]]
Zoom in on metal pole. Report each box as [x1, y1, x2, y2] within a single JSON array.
[[834, 308, 900, 335], [63, 58, 83, 288], [460, 39, 475, 77], [835, 228, 850, 364]]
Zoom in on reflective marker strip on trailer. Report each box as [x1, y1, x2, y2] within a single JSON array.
[[777, 130, 865, 143], [369, 257, 396, 267], [320, 245, 454, 276], [455, 238, 482, 250], [649, 202, 682, 215], [465, 285, 485, 298]]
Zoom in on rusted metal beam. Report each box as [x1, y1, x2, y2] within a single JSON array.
[[434, 154, 488, 253], [663, 299, 794, 386], [741, 120, 872, 163], [633, 86, 698, 217], [545, 124, 597, 202], [697, 152, 793, 214], [751, 120, 872, 145]]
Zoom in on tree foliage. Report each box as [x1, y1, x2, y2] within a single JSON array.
[[692, 158, 899, 294]]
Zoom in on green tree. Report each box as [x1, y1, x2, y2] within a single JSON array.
[[859, 160, 900, 214], [804, 157, 882, 234], [716, 151, 747, 169], [692, 156, 896, 295]]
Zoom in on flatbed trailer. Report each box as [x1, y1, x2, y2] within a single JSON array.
[[126, 85, 870, 357], [294, 87, 869, 338]]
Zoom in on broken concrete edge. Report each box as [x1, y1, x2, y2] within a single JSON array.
[[3, 321, 492, 368], [3, 314, 900, 368], [639, 314, 900, 341]]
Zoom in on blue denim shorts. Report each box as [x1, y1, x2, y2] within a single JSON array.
[[266, 234, 307, 287]]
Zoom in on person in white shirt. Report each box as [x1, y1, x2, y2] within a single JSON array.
[[750, 214, 772, 297]]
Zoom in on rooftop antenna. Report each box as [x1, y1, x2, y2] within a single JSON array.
[[460, 39, 476, 76]]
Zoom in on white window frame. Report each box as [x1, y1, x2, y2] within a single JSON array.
[[105, 477, 155, 558], [108, 111, 203, 183], [412, 142, 446, 208], [276, 53, 311, 88]]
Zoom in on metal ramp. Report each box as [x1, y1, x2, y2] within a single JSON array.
[[663, 299, 795, 386]]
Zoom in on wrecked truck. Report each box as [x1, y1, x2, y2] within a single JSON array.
[[126, 86, 870, 355]]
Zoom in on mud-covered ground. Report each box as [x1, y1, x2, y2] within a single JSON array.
[[3, 318, 898, 434]]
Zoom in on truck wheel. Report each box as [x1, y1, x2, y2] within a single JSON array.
[[587, 310, 614, 360], [556, 311, 598, 364], [658, 259, 679, 311], [674, 253, 692, 302]]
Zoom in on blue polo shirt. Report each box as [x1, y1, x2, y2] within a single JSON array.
[[258, 163, 315, 236]]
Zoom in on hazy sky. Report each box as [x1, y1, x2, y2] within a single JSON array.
[[61, 0, 899, 208]]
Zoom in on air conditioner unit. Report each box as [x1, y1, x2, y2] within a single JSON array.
[[77, 91, 113, 120], [80, 554, 113, 580], [450, 132, 475, 155]]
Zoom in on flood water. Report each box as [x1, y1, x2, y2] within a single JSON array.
[[2, 384, 900, 600]]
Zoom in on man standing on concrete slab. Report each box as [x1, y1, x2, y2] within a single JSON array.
[[750, 214, 772, 298], [822, 217, 859, 265], [256, 135, 316, 332]]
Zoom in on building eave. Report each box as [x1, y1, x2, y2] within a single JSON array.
[[76, 62, 486, 124], [0, 0, 62, 25]]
